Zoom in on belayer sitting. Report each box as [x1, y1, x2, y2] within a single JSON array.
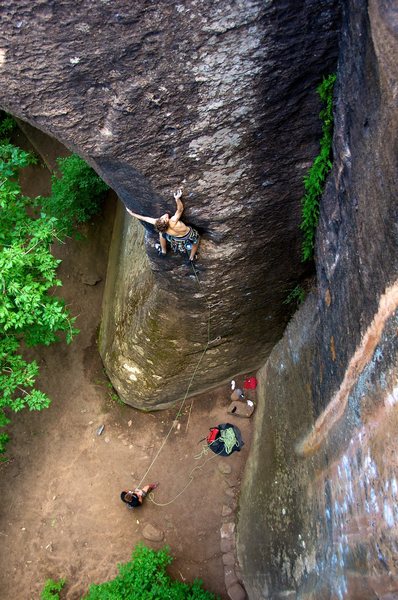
[[120, 482, 159, 509], [126, 189, 200, 261]]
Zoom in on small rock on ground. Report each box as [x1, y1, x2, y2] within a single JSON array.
[[221, 538, 235, 553], [142, 523, 164, 542], [218, 462, 232, 475], [228, 498, 238, 510], [224, 567, 238, 588], [227, 582, 246, 600], [222, 552, 235, 566], [226, 475, 240, 487], [222, 505, 233, 517], [81, 273, 102, 286], [221, 522, 235, 538]]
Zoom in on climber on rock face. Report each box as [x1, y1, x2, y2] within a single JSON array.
[[126, 189, 200, 262]]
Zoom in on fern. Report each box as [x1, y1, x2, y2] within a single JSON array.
[[300, 73, 336, 261], [283, 285, 306, 307]]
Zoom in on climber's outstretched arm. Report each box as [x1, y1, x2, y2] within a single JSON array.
[[170, 189, 184, 223], [126, 207, 157, 225]]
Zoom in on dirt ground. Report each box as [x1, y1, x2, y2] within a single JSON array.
[[0, 149, 253, 599]]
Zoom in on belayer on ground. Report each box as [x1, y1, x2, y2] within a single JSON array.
[[120, 482, 159, 509], [126, 189, 200, 261]]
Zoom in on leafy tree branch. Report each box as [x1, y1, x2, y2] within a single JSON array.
[[0, 115, 108, 457]]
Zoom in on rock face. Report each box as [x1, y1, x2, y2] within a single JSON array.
[[238, 0, 398, 597], [0, 1, 339, 407]]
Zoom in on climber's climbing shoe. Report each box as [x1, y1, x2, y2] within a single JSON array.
[[155, 243, 166, 257]]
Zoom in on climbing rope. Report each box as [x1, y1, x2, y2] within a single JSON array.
[[136, 254, 216, 494], [148, 451, 221, 507], [220, 427, 239, 455]]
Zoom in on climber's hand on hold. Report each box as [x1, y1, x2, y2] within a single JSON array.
[[174, 189, 183, 201]]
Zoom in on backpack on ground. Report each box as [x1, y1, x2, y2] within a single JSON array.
[[206, 427, 220, 445], [206, 423, 244, 456]]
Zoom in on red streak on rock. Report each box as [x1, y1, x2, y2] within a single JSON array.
[[297, 280, 398, 456]]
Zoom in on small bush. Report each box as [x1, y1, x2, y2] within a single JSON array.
[[41, 154, 109, 237], [83, 544, 219, 600], [0, 112, 16, 139], [300, 73, 336, 261], [283, 285, 306, 307], [41, 578, 66, 600]]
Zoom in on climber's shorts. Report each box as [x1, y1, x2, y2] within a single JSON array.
[[162, 227, 200, 253]]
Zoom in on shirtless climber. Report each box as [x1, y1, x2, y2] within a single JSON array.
[[126, 189, 200, 261]]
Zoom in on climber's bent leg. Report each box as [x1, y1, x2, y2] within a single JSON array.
[[189, 241, 199, 261], [159, 233, 167, 255]]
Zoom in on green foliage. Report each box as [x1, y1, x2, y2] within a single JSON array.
[[0, 139, 81, 456], [0, 128, 107, 457], [300, 73, 336, 261], [0, 338, 49, 410], [0, 140, 37, 179], [0, 112, 16, 139], [0, 409, 10, 456], [40, 154, 109, 237], [83, 544, 219, 600], [0, 177, 76, 345], [283, 285, 306, 307], [41, 578, 66, 600]]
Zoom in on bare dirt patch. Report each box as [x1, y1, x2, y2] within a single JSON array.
[[0, 158, 252, 599]]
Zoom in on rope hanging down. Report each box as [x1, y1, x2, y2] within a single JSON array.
[[137, 259, 218, 494]]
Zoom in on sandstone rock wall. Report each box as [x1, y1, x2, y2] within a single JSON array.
[[238, 1, 398, 597], [0, 0, 339, 407]]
